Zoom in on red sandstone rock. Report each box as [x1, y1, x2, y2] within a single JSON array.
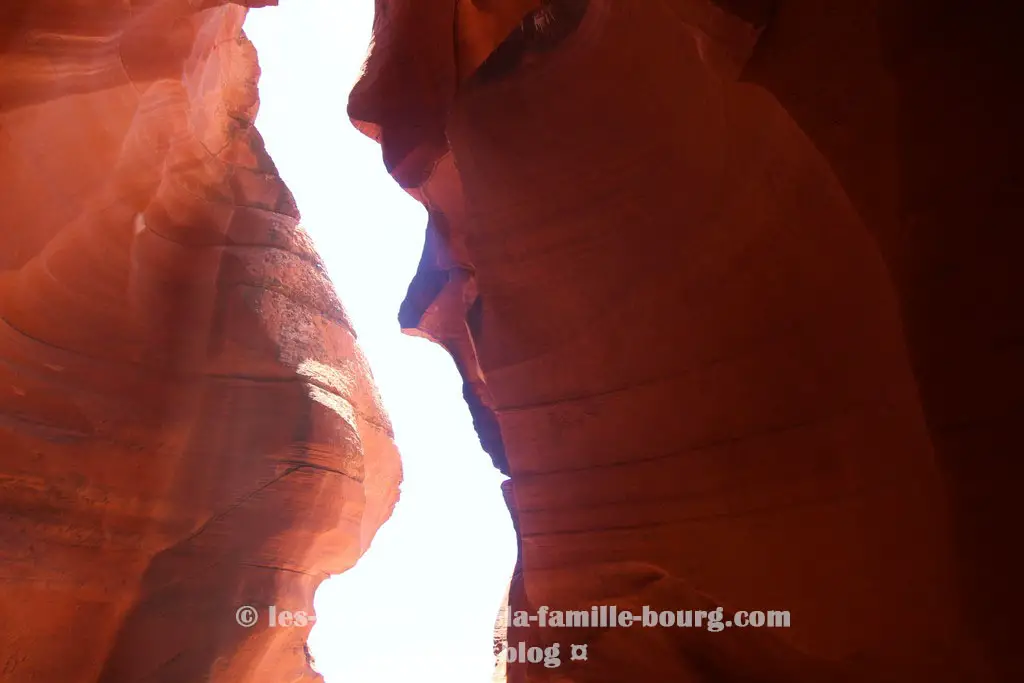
[[354, 1, 1022, 682], [0, 1, 400, 681], [2, 0, 1021, 681]]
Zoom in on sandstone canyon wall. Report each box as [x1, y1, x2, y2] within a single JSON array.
[[353, 1, 1021, 682], [1, 0, 1021, 682], [1, 1, 401, 681]]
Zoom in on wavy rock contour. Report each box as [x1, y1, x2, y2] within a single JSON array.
[[352, 1, 1021, 682], [1, 1, 400, 681]]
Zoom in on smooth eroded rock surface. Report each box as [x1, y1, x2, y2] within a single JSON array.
[[2, 0, 1020, 681], [354, 1, 1022, 681], [1, 1, 400, 681]]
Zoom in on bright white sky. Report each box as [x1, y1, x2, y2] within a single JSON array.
[[245, 3, 517, 681]]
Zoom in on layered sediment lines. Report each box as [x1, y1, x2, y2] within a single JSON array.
[[1, 1, 400, 681], [1, 0, 1019, 681], [353, 1, 1021, 681]]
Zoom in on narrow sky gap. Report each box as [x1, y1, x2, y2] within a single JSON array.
[[245, 3, 517, 681]]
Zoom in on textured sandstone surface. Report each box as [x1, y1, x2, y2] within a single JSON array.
[[354, 1, 1021, 682], [1, 1, 400, 681], [1, 0, 1020, 682]]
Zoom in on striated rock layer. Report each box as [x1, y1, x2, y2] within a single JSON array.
[[354, 1, 1022, 682], [1, 1, 400, 681]]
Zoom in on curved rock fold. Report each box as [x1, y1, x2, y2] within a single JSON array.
[[1, 0, 1020, 682], [353, 1, 1021, 681], [2, 1, 399, 681]]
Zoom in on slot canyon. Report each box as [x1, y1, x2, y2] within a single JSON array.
[[0, 0, 1020, 681]]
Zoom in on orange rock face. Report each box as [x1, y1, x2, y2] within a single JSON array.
[[2, 0, 1021, 682], [1, 1, 400, 681], [354, 1, 1021, 682]]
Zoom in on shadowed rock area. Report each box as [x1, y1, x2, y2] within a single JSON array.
[[356, 1, 1022, 682], [1, 1, 400, 681], [1, 0, 1021, 682]]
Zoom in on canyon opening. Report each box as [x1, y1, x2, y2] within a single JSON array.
[[243, 2, 517, 681], [0, 1, 1019, 682]]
